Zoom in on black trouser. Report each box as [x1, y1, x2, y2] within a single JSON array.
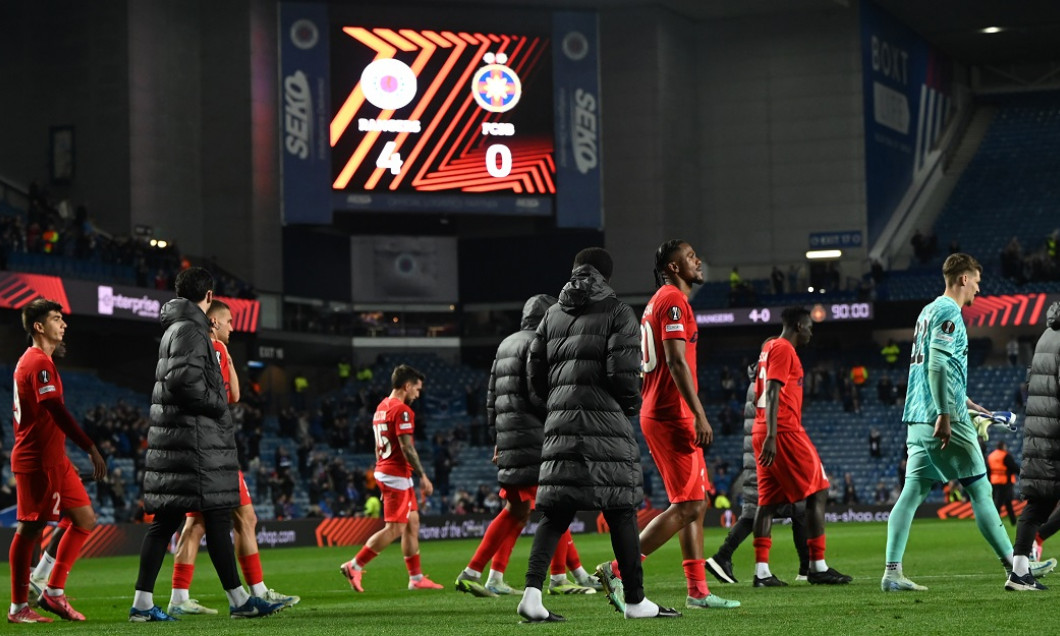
[[718, 501, 808, 569], [1015, 496, 1060, 557], [993, 483, 1017, 526], [525, 506, 644, 604], [135, 508, 241, 592]]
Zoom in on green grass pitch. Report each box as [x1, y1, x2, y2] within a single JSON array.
[[5, 519, 1051, 634]]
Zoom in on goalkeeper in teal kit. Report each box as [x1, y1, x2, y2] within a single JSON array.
[[882, 253, 1056, 591]]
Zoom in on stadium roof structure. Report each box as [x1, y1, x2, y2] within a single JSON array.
[[419, 0, 1060, 66]]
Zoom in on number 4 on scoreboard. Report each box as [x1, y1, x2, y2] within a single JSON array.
[[375, 141, 403, 175]]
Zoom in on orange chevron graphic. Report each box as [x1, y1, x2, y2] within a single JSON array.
[[936, 499, 1026, 520], [315, 517, 384, 547], [331, 27, 555, 195]]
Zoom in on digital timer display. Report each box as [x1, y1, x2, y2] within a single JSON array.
[[695, 302, 875, 328]]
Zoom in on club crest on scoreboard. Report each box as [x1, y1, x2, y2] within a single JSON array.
[[472, 52, 522, 113]]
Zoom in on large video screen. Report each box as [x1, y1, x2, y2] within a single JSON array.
[[330, 26, 555, 196], [279, 3, 601, 225]]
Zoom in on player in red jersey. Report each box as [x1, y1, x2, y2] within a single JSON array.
[[340, 364, 443, 592], [8, 299, 107, 623], [613, 240, 739, 609], [166, 300, 299, 615], [751, 306, 850, 586]]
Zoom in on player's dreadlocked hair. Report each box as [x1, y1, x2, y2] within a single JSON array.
[[653, 239, 686, 287]]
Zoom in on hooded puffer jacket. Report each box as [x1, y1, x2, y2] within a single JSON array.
[[487, 294, 557, 487], [528, 265, 643, 510], [1021, 301, 1060, 499], [143, 298, 239, 513]]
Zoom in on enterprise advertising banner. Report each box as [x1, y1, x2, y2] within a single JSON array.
[[0, 272, 260, 333]]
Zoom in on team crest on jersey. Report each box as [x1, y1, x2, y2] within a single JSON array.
[[941, 320, 955, 334], [668, 306, 681, 321], [38, 370, 49, 383]]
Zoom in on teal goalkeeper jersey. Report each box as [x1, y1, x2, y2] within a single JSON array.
[[902, 295, 969, 425]]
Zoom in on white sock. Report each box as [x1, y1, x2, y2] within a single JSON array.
[[170, 588, 189, 605], [352, 559, 364, 571], [517, 587, 547, 620], [44, 587, 63, 597], [812, 559, 829, 573], [884, 562, 902, 577], [10, 603, 27, 614], [624, 598, 660, 619], [755, 562, 772, 578], [1013, 555, 1030, 577], [550, 573, 568, 585], [32, 552, 56, 581], [409, 573, 424, 582], [487, 569, 503, 584], [1002, 553, 1014, 568], [133, 590, 154, 611], [571, 566, 590, 581], [464, 567, 482, 579], [225, 586, 250, 608], [250, 582, 268, 597]]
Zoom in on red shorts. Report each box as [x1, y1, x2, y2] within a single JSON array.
[[186, 471, 252, 518], [752, 428, 829, 506], [15, 461, 92, 523], [380, 482, 418, 523], [641, 416, 707, 503], [499, 485, 537, 510]]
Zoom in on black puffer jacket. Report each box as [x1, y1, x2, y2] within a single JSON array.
[[487, 294, 556, 487], [143, 298, 239, 513], [528, 265, 643, 510], [1021, 301, 1060, 499], [739, 365, 760, 515]]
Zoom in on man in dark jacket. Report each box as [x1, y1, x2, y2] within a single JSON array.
[[516, 248, 680, 622], [455, 295, 599, 598], [706, 359, 809, 584], [1007, 300, 1060, 591], [129, 268, 284, 621]]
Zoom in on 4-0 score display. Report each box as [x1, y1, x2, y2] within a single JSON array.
[[329, 25, 556, 196]]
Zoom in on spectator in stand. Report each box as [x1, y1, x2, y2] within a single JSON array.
[[771, 266, 784, 295], [874, 481, 890, 504], [880, 339, 901, 367], [843, 473, 859, 505], [869, 429, 882, 458], [1007, 336, 1020, 367], [1001, 237, 1025, 282], [716, 402, 738, 436], [877, 375, 896, 407]]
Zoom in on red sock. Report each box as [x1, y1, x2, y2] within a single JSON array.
[[469, 508, 517, 573], [609, 554, 645, 580], [683, 559, 710, 598], [566, 535, 582, 571], [404, 553, 422, 577], [491, 521, 523, 573], [550, 531, 571, 575], [9, 532, 36, 604], [48, 525, 91, 590], [172, 562, 195, 590], [753, 537, 772, 564], [354, 546, 379, 568], [807, 535, 826, 562], [238, 552, 264, 586]]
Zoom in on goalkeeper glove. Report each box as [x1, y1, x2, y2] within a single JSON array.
[[972, 410, 1018, 442]]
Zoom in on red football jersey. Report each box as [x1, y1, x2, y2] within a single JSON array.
[[373, 396, 416, 478], [11, 347, 66, 472], [212, 340, 233, 403], [753, 338, 804, 433], [641, 284, 698, 421]]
